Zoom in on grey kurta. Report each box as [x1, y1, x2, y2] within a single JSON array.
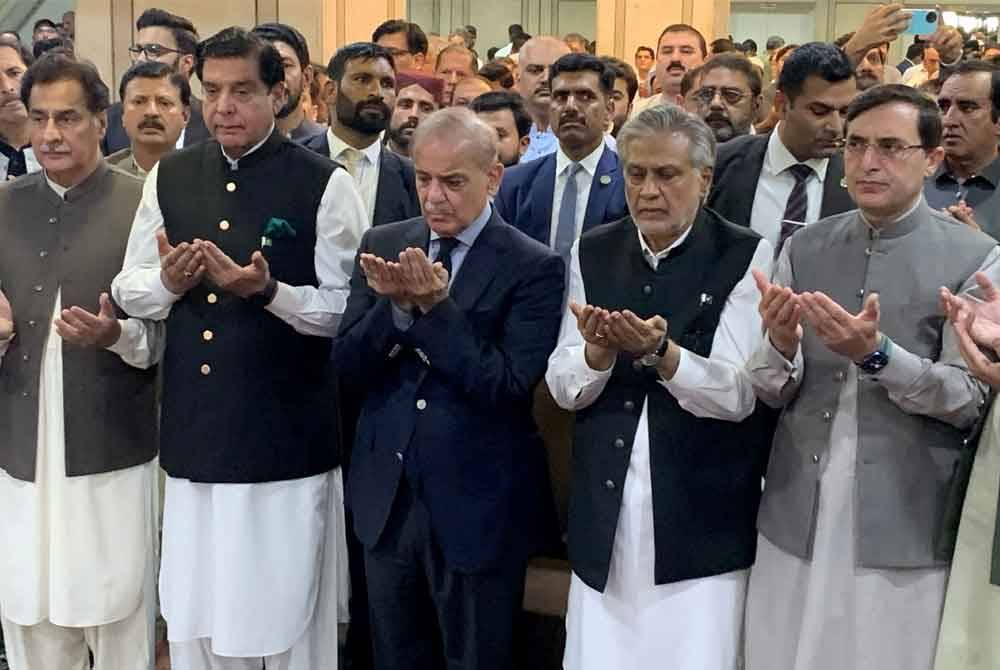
[[745, 205, 1000, 670]]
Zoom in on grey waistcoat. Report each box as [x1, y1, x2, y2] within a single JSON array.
[[758, 200, 995, 568]]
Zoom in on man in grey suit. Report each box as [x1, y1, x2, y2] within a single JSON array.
[[745, 84, 999, 670]]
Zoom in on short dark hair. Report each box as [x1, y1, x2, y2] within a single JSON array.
[[196, 27, 284, 89], [942, 60, 1000, 122], [118, 60, 192, 107], [710, 38, 736, 54], [32, 19, 57, 34], [327, 42, 395, 83], [766, 35, 786, 51], [600, 56, 638, 104], [700, 52, 762, 97], [549, 52, 615, 95], [657, 24, 707, 58], [371, 20, 428, 57], [635, 46, 654, 60], [136, 8, 198, 55], [479, 61, 513, 88], [778, 41, 854, 103], [680, 66, 703, 96], [252, 23, 310, 69], [511, 34, 531, 52], [905, 42, 926, 61], [20, 52, 109, 113], [487, 47, 498, 61], [845, 84, 942, 148], [32, 36, 72, 59], [436, 45, 477, 74], [0, 36, 34, 68], [742, 39, 758, 54], [509, 24, 525, 38], [469, 90, 532, 139]]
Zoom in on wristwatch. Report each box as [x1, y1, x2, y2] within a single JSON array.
[[247, 277, 278, 309], [639, 330, 671, 367], [856, 334, 892, 374]]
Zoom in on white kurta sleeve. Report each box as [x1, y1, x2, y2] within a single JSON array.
[[112, 163, 182, 321], [658, 238, 773, 421], [747, 240, 805, 408], [545, 239, 613, 411], [105, 317, 165, 370], [872, 246, 1000, 430], [264, 168, 367, 336]]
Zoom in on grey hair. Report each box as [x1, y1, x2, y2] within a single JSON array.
[[412, 106, 498, 169], [617, 104, 716, 172]]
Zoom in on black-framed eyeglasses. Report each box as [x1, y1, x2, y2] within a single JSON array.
[[383, 47, 412, 59], [128, 43, 185, 60], [692, 86, 748, 107], [844, 137, 926, 161]]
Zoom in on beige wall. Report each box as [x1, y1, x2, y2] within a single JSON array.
[[596, 0, 730, 62], [75, 0, 405, 100]]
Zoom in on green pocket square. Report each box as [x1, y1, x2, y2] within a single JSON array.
[[261, 218, 297, 247]]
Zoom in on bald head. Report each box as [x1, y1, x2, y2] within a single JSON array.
[[451, 76, 492, 106], [517, 36, 572, 123], [413, 107, 498, 169]]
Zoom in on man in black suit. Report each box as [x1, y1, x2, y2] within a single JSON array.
[[707, 42, 858, 257], [101, 8, 209, 155], [306, 42, 420, 227], [335, 107, 564, 670]]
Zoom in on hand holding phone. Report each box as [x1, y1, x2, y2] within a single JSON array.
[[904, 9, 938, 36]]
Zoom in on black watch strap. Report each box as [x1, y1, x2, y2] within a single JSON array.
[[247, 277, 278, 308]]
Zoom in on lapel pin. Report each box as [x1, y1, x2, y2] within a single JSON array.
[[840, 177, 847, 188], [599, 174, 612, 185], [700, 293, 714, 306], [260, 236, 272, 248]]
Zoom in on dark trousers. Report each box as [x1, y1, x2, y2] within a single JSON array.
[[365, 480, 526, 670]]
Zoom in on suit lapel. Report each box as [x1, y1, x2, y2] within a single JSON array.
[[583, 145, 619, 233], [399, 217, 430, 258], [525, 157, 556, 245], [450, 213, 503, 312], [373, 151, 400, 225]]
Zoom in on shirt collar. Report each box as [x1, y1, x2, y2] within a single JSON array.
[[429, 202, 492, 249], [220, 122, 276, 169], [327, 127, 382, 164], [530, 123, 554, 140], [637, 221, 693, 270], [766, 122, 830, 181], [44, 172, 68, 199], [556, 141, 604, 178]]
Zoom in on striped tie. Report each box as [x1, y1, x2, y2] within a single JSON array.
[[776, 163, 813, 258]]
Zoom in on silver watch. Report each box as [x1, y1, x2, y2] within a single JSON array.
[[639, 330, 670, 367]]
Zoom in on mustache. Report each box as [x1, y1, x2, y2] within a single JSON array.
[[39, 143, 69, 154], [704, 112, 731, 125], [666, 61, 685, 71], [138, 117, 165, 131]]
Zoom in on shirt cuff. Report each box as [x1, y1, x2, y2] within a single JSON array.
[[659, 347, 704, 388], [566, 353, 614, 399], [105, 319, 137, 357], [153, 273, 183, 307], [264, 281, 298, 321], [391, 303, 415, 332], [872, 341, 924, 390]]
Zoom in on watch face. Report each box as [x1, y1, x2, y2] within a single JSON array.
[[861, 350, 889, 373]]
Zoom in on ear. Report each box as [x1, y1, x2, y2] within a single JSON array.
[[698, 165, 714, 199], [181, 104, 192, 126], [487, 160, 504, 195], [751, 93, 763, 117], [413, 53, 426, 70], [95, 109, 108, 141], [775, 89, 789, 120], [302, 63, 314, 88], [324, 79, 337, 104], [518, 134, 530, 157], [925, 146, 945, 176], [179, 54, 195, 79], [270, 81, 288, 114]]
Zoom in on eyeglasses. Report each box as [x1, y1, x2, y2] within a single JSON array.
[[844, 137, 926, 161], [383, 47, 412, 59], [691, 86, 748, 107], [128, 43, 185, 60]]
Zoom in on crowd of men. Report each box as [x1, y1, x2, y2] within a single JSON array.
[[4, 3, 1000, 670]]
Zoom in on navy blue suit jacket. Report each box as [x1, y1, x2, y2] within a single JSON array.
[[494, 145, 628, 246], [304, 131, 421, 226], [335, 210, 565, 572]]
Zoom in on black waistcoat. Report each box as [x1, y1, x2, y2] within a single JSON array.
[[569, 211, 771, 591], [156, 131, 340, 483], [0, 164, 157, 481]]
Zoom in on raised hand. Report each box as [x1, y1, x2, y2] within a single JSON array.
[[360, 253, 414, 311], [842, 4, 909, 66], [54, 292, 122, 349], [799, 291, 880, 362], [753, 269, 802, 360], [603, 310, 667, 356], [200, 241, 271, 299], [952, 309, 1000, 388], [398, 248, 449, 313], [569, 301, 616, 371], [926, 7, 963, 64], [157, 229, 205, 295], [946, 202, 979, 231], [0, 286, 12, 341], [941, 273, 1000, 350]]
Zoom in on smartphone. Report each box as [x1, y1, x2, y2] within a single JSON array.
[[905, 9, 938, 35]]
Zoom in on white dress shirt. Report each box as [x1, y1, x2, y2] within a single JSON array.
[[112, 131, 368, 337], [749, 124, 829, 249], [327, 128, 382, 225], [547, 225, 773, 669], [550, 142, 605, 249]]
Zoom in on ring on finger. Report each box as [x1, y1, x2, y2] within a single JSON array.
[[183, 271, 193, 278]]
